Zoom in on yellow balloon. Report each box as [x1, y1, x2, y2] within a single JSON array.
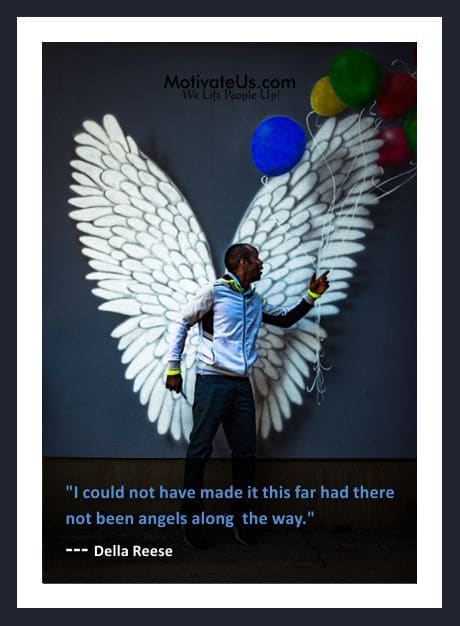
[[310, 76, 348, 116]]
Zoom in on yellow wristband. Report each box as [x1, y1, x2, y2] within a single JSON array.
[[307, 288, 321, 300], [166, 369, 181, 376]]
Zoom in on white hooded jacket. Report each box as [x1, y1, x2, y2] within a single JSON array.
[[167, 272, 314, 377]]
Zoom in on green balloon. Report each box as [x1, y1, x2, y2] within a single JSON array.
[[329, 49, 382, 108], [404, 107, 417, 155]]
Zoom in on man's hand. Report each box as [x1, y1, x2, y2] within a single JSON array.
[[309, 270, 330, 296], [166, 374, 183, 394]]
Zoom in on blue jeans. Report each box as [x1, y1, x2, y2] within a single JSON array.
[[182, 374, 256, 515]]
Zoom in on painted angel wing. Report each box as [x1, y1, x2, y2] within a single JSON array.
[[233, 113, 383, 438], [68, 114, 216, 441]]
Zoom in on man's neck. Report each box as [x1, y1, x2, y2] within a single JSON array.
[[225, 271, 250, 292], [231, 271, 249, 291]]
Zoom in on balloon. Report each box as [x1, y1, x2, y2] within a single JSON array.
[[251, 116, 307, 176], [310, 76, 348, 116], [329, 49, 381, 108], [377, 72, 417, 118], [404, 108, 417, 155], [377, 127, 412, 168]]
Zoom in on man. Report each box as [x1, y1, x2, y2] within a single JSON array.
[[166, 243, 329, 549]]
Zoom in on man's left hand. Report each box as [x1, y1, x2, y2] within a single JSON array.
[[309, 270, 330, 296]]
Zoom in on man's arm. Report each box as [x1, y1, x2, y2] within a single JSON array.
[[262, 270, 330, 328], [165, 284, 214, 393]]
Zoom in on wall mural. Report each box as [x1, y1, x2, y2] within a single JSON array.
[[68, 47, 416, 443]]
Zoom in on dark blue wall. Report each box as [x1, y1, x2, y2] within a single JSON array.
[[43, 42, 416, 458]]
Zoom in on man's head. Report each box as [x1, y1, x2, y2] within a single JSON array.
[[224, 243, 263, 285]]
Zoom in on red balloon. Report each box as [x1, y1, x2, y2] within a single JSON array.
[[377, 127, 412, 168], [377, 72, 417, 118]]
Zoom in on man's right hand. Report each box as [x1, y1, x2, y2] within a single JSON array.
[[166, 374, 183, 394]]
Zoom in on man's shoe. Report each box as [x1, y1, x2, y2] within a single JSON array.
[[181, 524, 209, 550], [233, 524, 258, 546]]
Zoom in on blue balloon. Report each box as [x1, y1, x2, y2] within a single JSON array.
[[251, 116, 307, 176]]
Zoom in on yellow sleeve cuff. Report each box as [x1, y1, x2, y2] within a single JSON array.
[[307, 288, 321, 300], [166, 369, 181, 376]]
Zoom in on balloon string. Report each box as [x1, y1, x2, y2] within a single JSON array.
[[315, 111, 377, 405], [372, 165, 417, 189], [306, 350, 332, 404], [320, 109, 369, 274], [368, 100, 384, 128], [311, 110, 373, 289], [305, 110, 337, 402], [261, 175, 270, 186], [391, 58, 411, 74], [305, 110, 369, 403], [305, 109, 416, 401], [307, 109, 375, 402], [306, 110, 415, 402], [371, 164, 417, 199], [375, 172, 417, 199], [305, 110, 339, 273]]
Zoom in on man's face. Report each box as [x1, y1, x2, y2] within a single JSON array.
[[243, 247, 264, 282]]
